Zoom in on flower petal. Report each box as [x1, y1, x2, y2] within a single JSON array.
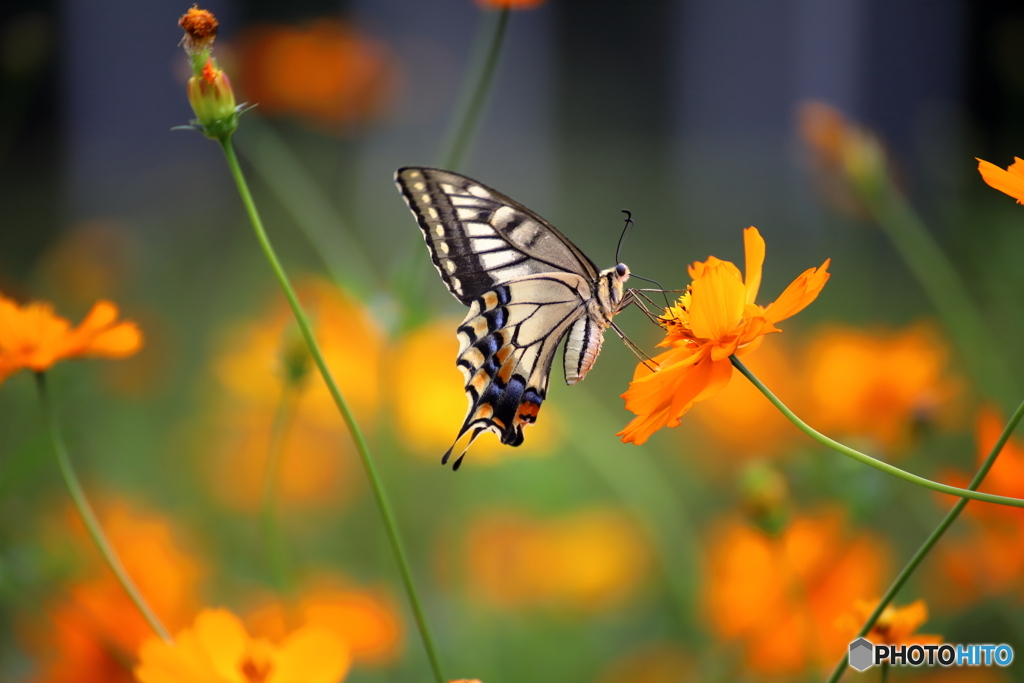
[[619, 347, 732, 444], [977, 157, 1024, 204], [86, 322, 144, 357], [687, 258, 746, 340], [764, 259, 830, 324], [743, 227, 765, 305], [272, 626, 350, 683]]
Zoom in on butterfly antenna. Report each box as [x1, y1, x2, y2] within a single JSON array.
[[615, 210, 633, 264]]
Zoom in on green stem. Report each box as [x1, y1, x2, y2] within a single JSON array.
[[35, 372, 172, 643], [859, 179, 1018, 408], [218, 137, 445, 683], [822, 397, 1024, 683], [435, 7, 511, 170], [731, 356, 1024, 507], [880, 662, 889, 683], [261, 382, 300, 594], [235, 117, 378, 301]]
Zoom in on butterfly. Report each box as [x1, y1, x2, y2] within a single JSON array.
[[395, 167, 632, 470]]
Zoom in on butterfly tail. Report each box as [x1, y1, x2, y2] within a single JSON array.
[[442, 426, 486, 470]]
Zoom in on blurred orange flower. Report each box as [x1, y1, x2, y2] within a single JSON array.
[[797, 101, 887, 216], [595, 643, 693, 683], [935, 406, 1024, 604], [25, 501, 203, 683], [465, 508, 651, 611], [389, 319, 558, 463], [690, 337, 802, 457], [236, 20, 399, 130], [208, 405, 355, 512], [207, 279, 381, 510], [0, 294, 141, 383], [247, 578, 403, 666], [805, 324, 960, 450], [977, 157, 1024, 204], [705, 511, 886, 675], [837, 599, 941, 646], [135, 608, 349, 683], [619, 227, 830, 445], [215, 278, 382, 425]]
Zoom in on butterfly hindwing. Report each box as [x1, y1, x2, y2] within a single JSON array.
[[395, 167, 600, 305], [444, 273, 592, 469]]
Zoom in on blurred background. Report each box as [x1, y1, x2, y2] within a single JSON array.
[[4, 0, 1024, 681]]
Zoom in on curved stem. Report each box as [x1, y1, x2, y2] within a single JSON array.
[[731, 356, 1024, 508], [822, 398, 1024, 683], [261, 382, 300, 594], [435, 7, 511, 170], [218, 137, 445, 683], [35, 372, 172, 643]]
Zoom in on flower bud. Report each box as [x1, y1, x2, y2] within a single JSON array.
[[739, 460, 789, 536], [186, 57, 238, 138]]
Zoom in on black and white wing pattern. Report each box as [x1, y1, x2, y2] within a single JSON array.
[[395, 167, 628, 470], [395, 167, 599, 304]]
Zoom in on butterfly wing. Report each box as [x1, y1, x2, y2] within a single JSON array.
[[446, 273, 593, 469], [395, 167, 599, 305]]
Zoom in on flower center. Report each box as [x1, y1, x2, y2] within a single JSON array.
[[239, 652, 273, 683]]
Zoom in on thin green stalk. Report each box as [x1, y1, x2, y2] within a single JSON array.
[[261, 382, 300, 594], [218, 137, 445, 683], [731, 356, 1024, 508], [395, 7, 510, 329], [235, 117, 378, 300], [859, 179, 1018, 408], [880, 663, 889, 683], [435, 7, 511, 170], [35, 372, 172, 643], [823, 398, 1024, 683]]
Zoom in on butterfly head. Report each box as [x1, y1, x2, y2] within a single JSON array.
[[596, 263, 631, 315]]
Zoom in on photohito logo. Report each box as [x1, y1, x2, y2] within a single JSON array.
[[848, 638, 1014, 671]]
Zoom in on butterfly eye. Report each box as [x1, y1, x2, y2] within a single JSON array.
[[615, 263, 628, 278]]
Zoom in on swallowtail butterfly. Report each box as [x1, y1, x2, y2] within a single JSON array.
[[396, 167, 631, 469]]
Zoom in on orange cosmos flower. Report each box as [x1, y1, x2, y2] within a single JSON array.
[[618, 227, 829, 445], [24, 500, 203, 683], [977, 157, 1024, 204], [706, 511, 886, 675], [837, 599, 941, 647], [805, 323, 961, 450], [236, 20, 399, 130], [932, 406, 1024, 605], [135, 608, 349, 683], [0, 294, 141, 383], [246, 577, 403, 666]]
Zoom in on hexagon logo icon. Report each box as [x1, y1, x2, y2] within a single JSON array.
[[849, 638, 874, 671]]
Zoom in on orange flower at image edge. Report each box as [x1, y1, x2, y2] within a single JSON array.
[[838, 599, 941, 647], [0, 294, 142, 382], [619, 227, 829, 444], [135, 609, 349, 683], [977, 157, 1024, 204]]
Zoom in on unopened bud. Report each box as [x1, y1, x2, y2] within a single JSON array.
[[186, 58, 238, 138], [740, 460, 789, 535]]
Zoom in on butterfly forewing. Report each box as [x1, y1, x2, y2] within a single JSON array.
[[395, 167, 599, 305], [394, 166, 627, 468]]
